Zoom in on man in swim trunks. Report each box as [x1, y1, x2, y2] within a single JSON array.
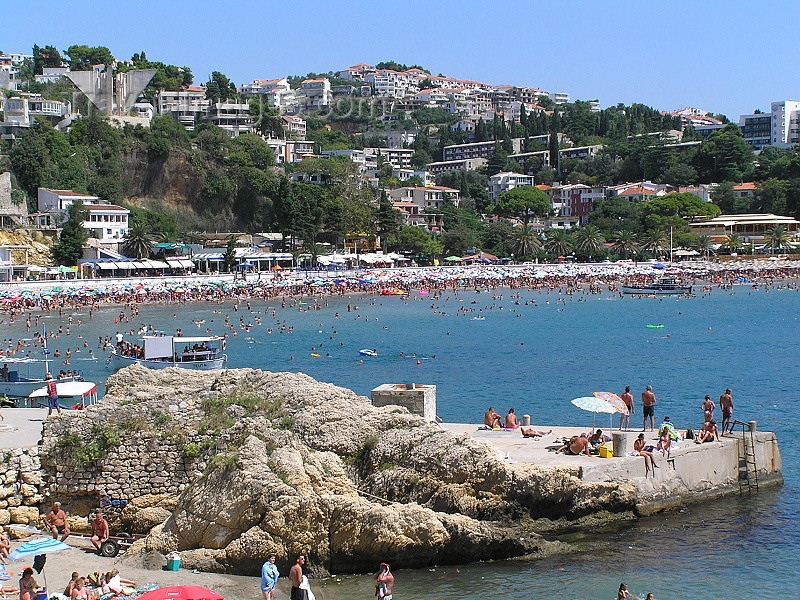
[[720, 388, 733, 434], [642, 385, 656, 431], [620, 386, 634, 430], [289, 554, 306, 600], [557, 433, 590, 455], [45, 501, 70, 541], [484, 407, 501, 428]]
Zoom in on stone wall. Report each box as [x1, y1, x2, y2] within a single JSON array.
[[0, 447, 43, 527]]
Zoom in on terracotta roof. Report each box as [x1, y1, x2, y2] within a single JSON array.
[[619, 187, 659, 196], [733, 182, 757, 191], [535, 184, 552, 191]]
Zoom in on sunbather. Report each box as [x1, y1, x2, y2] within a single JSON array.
[[521, 427, 552, 438]]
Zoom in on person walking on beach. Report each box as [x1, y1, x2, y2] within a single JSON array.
[[261, 554, 279, 600], [642, 385, 656, 431], [620, 386, 634, 430], [720, 388, 733, 434], [290, 554, 306, 600], [375, 562, 394, 600]]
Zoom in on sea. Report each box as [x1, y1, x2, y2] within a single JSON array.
[[3, 284, 797, 600]]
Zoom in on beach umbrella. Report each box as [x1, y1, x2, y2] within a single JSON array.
[[9, 537, 71, 589], [654, 263, 666, 269], [592, 391, 629, 415], [571, 396, 616, 429], [137, 586, 224, 600]]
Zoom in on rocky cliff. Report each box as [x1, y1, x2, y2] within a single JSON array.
[[39, 366, 637, 575]]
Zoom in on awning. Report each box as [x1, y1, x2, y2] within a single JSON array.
[[97, 263, 117, 270], [131, 261, 146, 269], [114, 262, 134, 269], [167, 259, 194, 268]]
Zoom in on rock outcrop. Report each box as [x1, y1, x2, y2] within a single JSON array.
[[40, 366, 636, 575]]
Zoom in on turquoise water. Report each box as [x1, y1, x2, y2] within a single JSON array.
[[5, 285, 797, 600]]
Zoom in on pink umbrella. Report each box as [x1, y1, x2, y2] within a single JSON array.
[[593, 391, 629, 415], [137, 586, 224, 600]]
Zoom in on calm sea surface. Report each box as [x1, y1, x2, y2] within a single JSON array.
[[5, 284, 797, 600]]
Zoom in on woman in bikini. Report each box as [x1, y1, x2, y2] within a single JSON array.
[[71, 578, 89, 600], [633, 433, 659, 472], [19, 568, 38, 600]]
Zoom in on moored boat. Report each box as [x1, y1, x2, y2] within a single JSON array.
[[0, 357, 83, 397], [621, 277, 692, 295], [110, 335, 227, 371], [26, 380, 98, 409]]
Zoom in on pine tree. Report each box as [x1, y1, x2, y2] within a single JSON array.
[[52, 202, 89, 266]]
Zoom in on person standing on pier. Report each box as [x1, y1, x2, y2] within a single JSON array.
[[701, 395, 715, 423], [620, 386, 634, 430], [720, 388, 733, 433], [642, 385, 656, 431]]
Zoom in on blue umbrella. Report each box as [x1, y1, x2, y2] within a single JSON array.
[[654, 263, 666, 269], [9, 537, 71, 589], [571, 396, 616, 429]]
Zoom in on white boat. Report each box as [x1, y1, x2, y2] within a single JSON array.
[[359, 348, 378, 357], [621, 277, 693, 295], [1, 351, 82, 399], [110, 335, 227, 371], [26, 380, 98, 409]]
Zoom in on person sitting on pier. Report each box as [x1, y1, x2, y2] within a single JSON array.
[[556, 433, 591, 455], [588, 429, 609, 449], [484, 407, 502, 429], [695, 419, 720, 444], [504, 407, 519, 429], [658, 416, 680, 441], [632, 434, 659, 471]]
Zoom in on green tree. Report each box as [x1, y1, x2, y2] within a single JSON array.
[[122, 221, 155, 259], [32, 44, 63, 75], [492, 186, 551, 227], [52, 202, 89, 265], [764, 224, 792, 252], [375, 190, 400, 251], [693, 235, 712, 259], [692, 124, 755, 183], [205, 71, 237, 103], [513, 225, 542, 260], [543, 229, 574, 257], [612, 229, 639, 259], [64, 45, 114, 70], [573, 225, 606, 261], [222, 236, 237, 272], [723, 233, 744, 253], [710, 181, 749, 214], [388, 226, 442, 259], [753, 178, 789, 214], [640, 229, 669, 259]]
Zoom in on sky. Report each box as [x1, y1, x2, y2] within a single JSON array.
[[4, 0, 800, 120]]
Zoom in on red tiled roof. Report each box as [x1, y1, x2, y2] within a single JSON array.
[[733, 182, 757, 191], [619, 187, 659, 196]]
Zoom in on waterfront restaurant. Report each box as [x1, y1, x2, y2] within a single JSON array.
[[689, 213, 800, 244]]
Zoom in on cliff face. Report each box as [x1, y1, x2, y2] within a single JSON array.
[[121, 149, 206, 212], [40, 366, 637, 575]]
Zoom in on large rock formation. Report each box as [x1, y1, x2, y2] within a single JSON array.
[[40, 366, 636, 575]]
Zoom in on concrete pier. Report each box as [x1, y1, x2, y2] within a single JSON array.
[[439, 423, 783, 513]]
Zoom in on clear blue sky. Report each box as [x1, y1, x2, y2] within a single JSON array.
[[4, 0, 799, 120]]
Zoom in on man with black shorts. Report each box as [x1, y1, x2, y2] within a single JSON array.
[[642, 385, 656, 431], [720, 388, 733, 434], [289, 554, 306, 600], [45, 501, 70, 541]]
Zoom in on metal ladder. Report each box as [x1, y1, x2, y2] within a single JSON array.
[[730, 420, 759, 494]]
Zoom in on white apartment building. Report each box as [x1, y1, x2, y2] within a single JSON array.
[[488, 172, 535, 201], [35, 67, 70, 84], [240, 77, 296, 109], [769, 100, 800, 148], [388, 186, 461, 210], [265, 139, 316, 164], [281, 115, 306, 139], [156, 87, 210, 130], [364, 147, 414, 169], [443, 139, 524, 162], [299, 79, 332, 111], [337, 63, 375, 81], [392, 168, 434, 186], [548, 91, 570, 104], [204, 102, 254, 137], [550, 184, 606, 222], [36, 188, 129, 243], [427, 158, 488, 174], [0, 94, 71, 136], [320, 149, 368, 169]]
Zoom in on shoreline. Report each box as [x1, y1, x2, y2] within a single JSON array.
[[2, 260, 800, 315]]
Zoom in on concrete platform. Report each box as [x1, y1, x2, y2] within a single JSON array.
[[0, 407, 48, 448], [440, 422, 783, 512]]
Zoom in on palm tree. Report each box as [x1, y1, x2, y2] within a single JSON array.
[[640, 229, 669, 260], [573, 225, 605, 262], [693, 235, 712, 259], [612, 230, 639, 260], [122, 222, 155, 259], [765, 224, 792, 253], [544, 229, 575, 257], [513, 225, 542, 260], [724, 233, 744, 254]]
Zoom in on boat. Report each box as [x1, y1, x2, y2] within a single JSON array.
[[621, 278, 692, 295], [646, 324, 665, 329], [359, 349, 378, 357], [110, 335, 227, 371], [25, 381, 98, 410], [0, 357, 83, 398]]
